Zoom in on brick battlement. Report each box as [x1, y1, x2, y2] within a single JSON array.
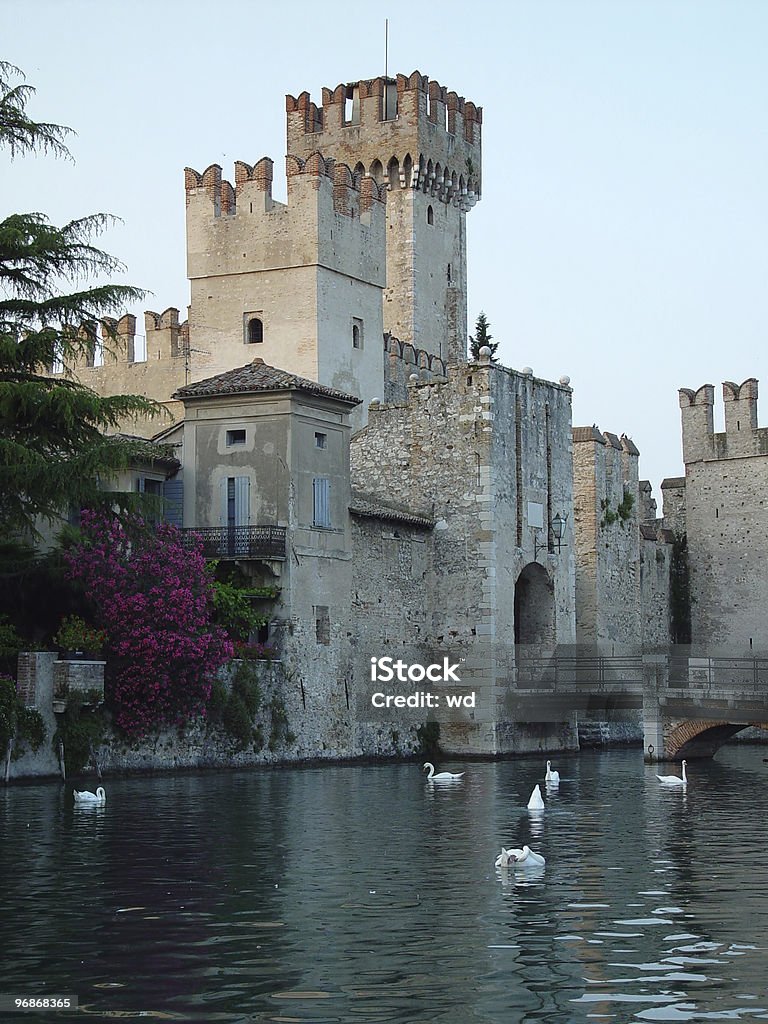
[[185, 153, 386, 220], [286, 70, 482, 206]]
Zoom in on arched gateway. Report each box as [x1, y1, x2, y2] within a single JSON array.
[[514, 562, 555, 646]]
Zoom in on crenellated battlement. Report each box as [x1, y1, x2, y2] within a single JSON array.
[[383, 333, 447, 402], [185, 152, 386, 221], [680, 379, 768, 463], [286, 70, 482, 206], [57, 308, 189, 372], [286, 70, 481, 143]]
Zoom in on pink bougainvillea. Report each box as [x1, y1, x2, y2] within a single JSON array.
[[65, 510, 234, 735]]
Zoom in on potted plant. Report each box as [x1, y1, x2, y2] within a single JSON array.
[[53, 616, 107, 661]]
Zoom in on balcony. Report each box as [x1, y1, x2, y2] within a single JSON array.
[[181, 526, 286, 560]]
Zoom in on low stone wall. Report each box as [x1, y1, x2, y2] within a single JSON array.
[[9, 655, 655, 781], [11, 653, 61, 779], [97, 662, 425, 773], [9, 656, 426, 780], [578, 713, 644, 748]]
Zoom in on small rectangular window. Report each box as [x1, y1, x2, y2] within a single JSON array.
[[313, 477, 331, 528], [137, 477, 163, 496], [226, 429, 246, 446], [315, 432, 327, 449], [314, 605, 330, 645]]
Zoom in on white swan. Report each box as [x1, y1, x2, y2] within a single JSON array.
[[527, 784, 545, 810], [656, 760, 687, 787], [422, 762, 464, 781], [545, 760, 560, 786], [74, 787, 106, 804], [495, 845, 546, 869]]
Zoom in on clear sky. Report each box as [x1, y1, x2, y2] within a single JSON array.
[[3, 0, 767, 497]]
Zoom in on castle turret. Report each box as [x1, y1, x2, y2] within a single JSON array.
[[286, 71, 482, 365], [722, 378, 759, 455], [184, 153, 387, 428], [679, 384, 715, 464]]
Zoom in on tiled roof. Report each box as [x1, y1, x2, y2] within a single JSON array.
[[173, 358, 361, 405], [350, 493, 435, 528], [572, 426, 606, 444], [603, 431, 622, 450], [661, 477, 686, 489]]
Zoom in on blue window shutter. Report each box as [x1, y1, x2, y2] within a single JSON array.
[[220, 478, 229, 526], [313, 477, 331, 527], [234, 476, 250, 527], [162, 479, 184, 528]]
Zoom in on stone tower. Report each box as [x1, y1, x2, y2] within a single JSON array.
[[184, 156, 387, 428], [286, 71, 482, 365], [678, 378, 768, 647]]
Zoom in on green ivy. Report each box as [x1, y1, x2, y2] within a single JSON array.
[[670, 531, 692, 644], [52, 691, 106, 777], [600, 489, 635, 530], [416, 721, 441, 758], [0, 675, 46, 760]]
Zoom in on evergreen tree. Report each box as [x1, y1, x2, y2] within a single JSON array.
[[468, 311, 499, 362], [0, 61, 159, 542]]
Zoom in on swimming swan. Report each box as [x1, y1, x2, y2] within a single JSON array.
[[74, 787, 106, 804], [656, 760, 687, 787], [527, 784, 545, 810], [495, 845, 546, 869], [545, 760, 560, 786], [422, 762, 464, 781]]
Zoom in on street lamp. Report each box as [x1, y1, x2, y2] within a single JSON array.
[[533, 513, 568, 559]]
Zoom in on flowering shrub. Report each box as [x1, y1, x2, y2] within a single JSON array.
[[64, 510, 234, 735], [53, 615, 107, 654], [234, 640, 277, 661]]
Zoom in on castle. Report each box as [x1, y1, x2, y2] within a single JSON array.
[[46, 68, 759, 760]]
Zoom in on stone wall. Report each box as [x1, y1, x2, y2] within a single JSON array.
[[350, 357, 577, 754], [573, 427, 643, 645], [679, 379, 768, 648], [48, 311, 187, 438]]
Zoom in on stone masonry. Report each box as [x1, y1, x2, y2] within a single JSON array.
[[679, 378, 768, 648]]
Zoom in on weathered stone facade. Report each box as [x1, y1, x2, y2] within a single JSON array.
[[351, 356, 577, 754], [13, 66, 697, 777], [572, 427, 672, 649], [679, 378, 768, 648]]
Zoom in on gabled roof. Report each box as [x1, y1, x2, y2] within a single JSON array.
[[172, 358, 361, 406], [350, 492, 435, 529]]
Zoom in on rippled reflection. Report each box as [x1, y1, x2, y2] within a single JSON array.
[[1, 747, 767, 1022]]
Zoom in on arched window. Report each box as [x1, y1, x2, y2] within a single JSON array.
[[427, 205, 434, 225], [352, 317, 363, 349], [247, 317, 263, 344]]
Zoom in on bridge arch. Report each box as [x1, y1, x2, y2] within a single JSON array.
[[514, 562, 555, 645], [665, 720, 768, 759]]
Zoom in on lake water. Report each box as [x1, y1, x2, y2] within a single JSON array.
[[1, 746, 767, 1023]]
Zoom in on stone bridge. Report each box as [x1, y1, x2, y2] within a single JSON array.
[[507, 648, 768, 762]]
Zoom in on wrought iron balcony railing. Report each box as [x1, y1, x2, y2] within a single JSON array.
[[181, 526, 286, 560]]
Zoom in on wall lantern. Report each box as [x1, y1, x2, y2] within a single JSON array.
[[534, 512, 568, 559]]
